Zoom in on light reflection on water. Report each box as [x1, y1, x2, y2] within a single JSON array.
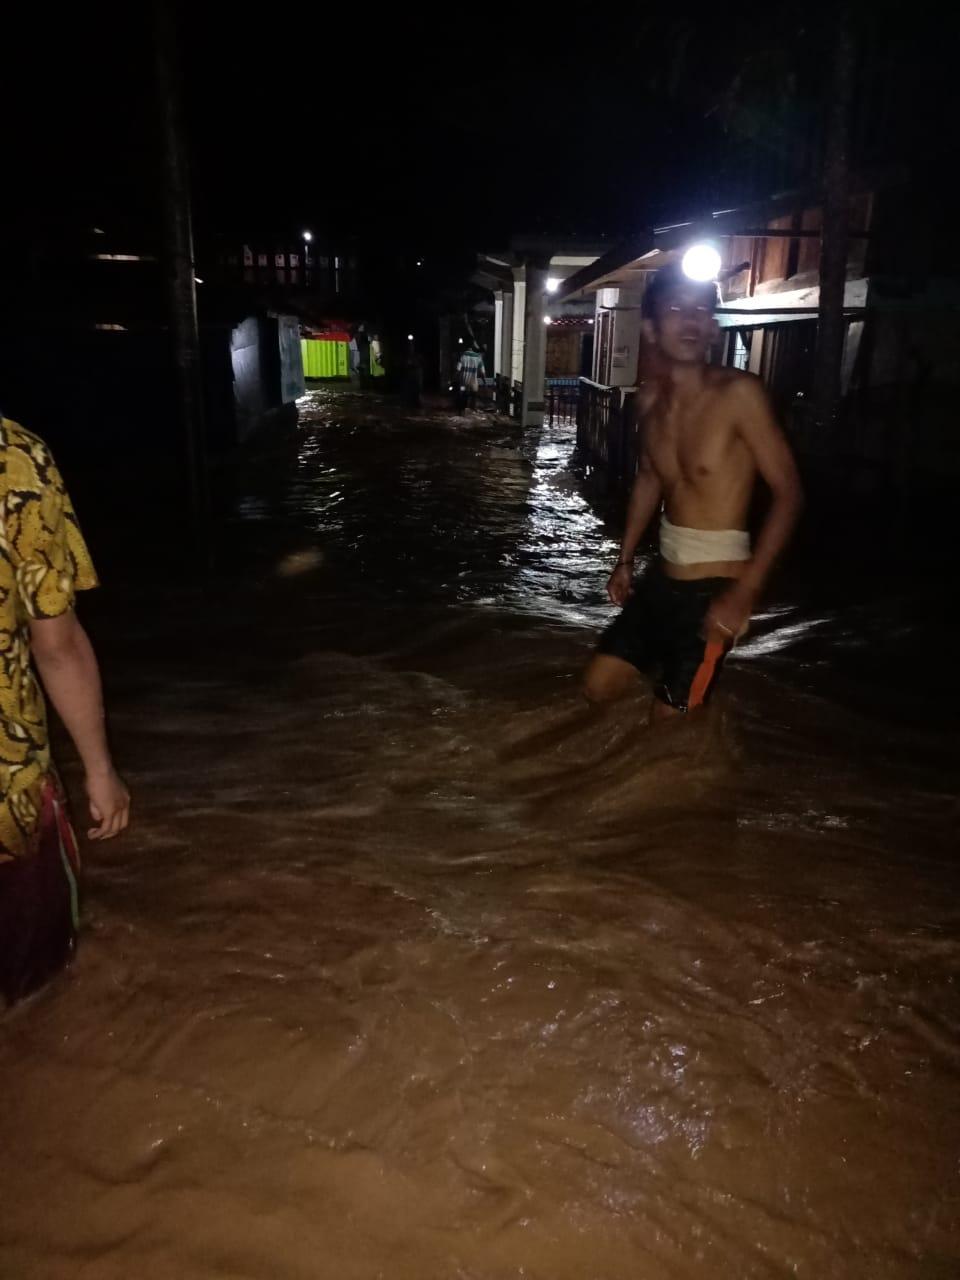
[[497, 422, 621, 626], [234, 391, 625, 624], [242, 390, 837, 660], [236, 390, 624, 629]]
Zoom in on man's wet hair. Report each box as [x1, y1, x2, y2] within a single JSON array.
[[641, 263, 721, 321]]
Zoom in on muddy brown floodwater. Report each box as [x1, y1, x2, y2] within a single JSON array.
[[2, 389, 958, 1279]]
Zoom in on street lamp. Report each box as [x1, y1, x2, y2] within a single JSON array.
[[681, 243, 721, 282], [546, 277, 560, 293], [300, 230, 313, 279]]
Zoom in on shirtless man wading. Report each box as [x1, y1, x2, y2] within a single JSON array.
[[583, 263, 804, 720]]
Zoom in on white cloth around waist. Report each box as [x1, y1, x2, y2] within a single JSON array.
[[659, 514, 751, 566]]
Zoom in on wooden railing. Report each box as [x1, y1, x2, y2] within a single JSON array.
[[544, 378, 580, 424], [575, 378, 639, 488]]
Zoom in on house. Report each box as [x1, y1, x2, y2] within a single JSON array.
[[562, 186, 872, 408], [558, 179, 960, 486], [473, 239, 604, 424], [211, 233, 360, 304]]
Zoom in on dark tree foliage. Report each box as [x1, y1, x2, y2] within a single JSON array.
[[625, 4, 948, 215]]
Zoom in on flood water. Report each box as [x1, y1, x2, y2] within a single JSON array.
[[2, 388, 958, 1278]]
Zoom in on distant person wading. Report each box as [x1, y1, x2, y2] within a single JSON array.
[[456, 341, 486, 413]]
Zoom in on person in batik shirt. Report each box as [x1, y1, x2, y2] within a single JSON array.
[[0, 416, 129, 1005]]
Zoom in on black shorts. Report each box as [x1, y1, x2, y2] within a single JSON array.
[[597, 570, 734, 711]]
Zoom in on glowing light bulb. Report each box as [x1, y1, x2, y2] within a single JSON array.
[[681, 244, 721, 282]]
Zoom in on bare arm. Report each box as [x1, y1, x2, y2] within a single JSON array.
[[706, 376, 804, 636], [619, 452, 663, 563], [735, 377, 804, 595], [29, 611, 130, 839], [607, 452, 663, 604]]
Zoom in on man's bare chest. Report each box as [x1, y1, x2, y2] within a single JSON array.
[[646, 400, 740, 484]]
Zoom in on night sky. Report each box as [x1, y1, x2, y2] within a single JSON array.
[[4, 3, 955, 255]]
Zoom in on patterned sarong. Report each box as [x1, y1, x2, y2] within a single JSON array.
[[0, 779, 81, 1006]]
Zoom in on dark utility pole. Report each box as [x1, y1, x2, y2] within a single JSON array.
[[813, 10, 857, 432], [153, 0, 207, 531]]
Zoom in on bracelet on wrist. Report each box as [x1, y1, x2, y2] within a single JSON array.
[[615, 559, 634, 568]]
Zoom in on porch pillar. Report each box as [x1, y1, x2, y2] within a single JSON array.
[[493, 291, 504, 377], [510, 266, 526, 385], [521, 262, 548, 427], [498, 288, 514, 381]]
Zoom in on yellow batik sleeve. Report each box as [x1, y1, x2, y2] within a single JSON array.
[[6, 433, 98, 619]]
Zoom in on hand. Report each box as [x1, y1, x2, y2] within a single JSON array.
[[703, 583, 756, 645], [606, 563, 634, 606], [85, 767, 131, 840]]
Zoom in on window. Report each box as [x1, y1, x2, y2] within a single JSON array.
[[733, 331, 750, 371]]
